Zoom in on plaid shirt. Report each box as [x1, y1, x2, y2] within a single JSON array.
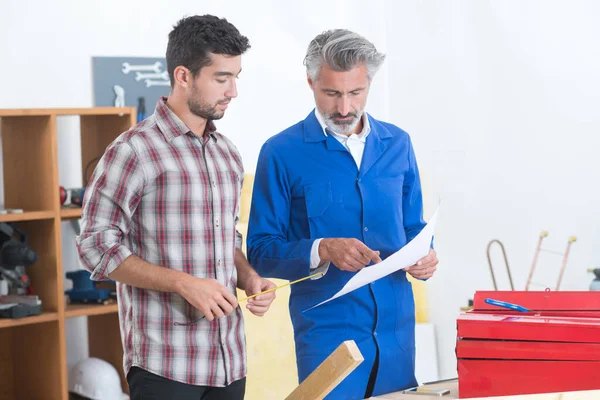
[[76, 97, 246, 387]]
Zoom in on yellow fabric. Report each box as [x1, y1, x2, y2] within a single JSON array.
[[238, 174, 428, 399]]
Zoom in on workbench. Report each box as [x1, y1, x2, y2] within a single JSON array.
[[369, 379, 600, 399]]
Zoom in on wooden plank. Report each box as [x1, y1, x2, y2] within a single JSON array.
[[48, 112, 69, 400], [0, 329, 14, 400], [0, 107, 135, 117], [80, 114, 135, 185], [13, 321, 63, 400], [65, 303, 118, 318], [17, 219, 60, 312], [2, 115, 56, 212], [60, 207, 82, 220], [0, 312, 58, 329], [285, 340, 363, 400], [0, 210, 55, 222]]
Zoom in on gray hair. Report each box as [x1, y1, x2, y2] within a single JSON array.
[[304, 29, 386, 81]]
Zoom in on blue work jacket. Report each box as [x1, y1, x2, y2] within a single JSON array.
[[247, 110, 426, 399]]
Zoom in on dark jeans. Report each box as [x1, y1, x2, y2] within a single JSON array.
[[127, 367, 246, 400]]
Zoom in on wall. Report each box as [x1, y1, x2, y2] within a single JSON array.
[[384, 0, 600, 378]]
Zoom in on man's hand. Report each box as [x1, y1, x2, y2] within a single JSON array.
[[244, 275, 277, 317], [404, 249, 438, 280], [319, 238, 382, 272], [177, 277, 238, 322]]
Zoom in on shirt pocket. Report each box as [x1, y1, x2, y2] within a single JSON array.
[[304, 182, 333, 218], [216, 170, 241, 218]]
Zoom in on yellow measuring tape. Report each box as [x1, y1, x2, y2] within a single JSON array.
[[239, 271, 325, 302]]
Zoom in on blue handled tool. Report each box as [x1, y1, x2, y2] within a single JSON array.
[[485, 298, 530, 312], [137, 97, 147, 123]]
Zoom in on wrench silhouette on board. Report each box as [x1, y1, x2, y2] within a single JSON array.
[[135, 71, 169, 81], [145, 79, 171, 87], [122, 61, 162, 74]]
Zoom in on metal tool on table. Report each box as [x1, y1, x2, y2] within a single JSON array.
[[525, 232, 577, 291], [484, 298, 530, 313], [137, 96, 147, 123], [113, 84, 125, 108], [59, 186, 85, 207], [464, 232, 577, 311], [0, 222, 42, 318], [486, 239, 514, 291], [588, 268, 600, 291], [463, 239, 515, 311], [65, 270, 114, 304]]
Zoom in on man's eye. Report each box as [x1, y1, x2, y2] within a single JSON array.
[[216, 79, 226, 83]]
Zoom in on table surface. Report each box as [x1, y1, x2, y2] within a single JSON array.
[[369, 379, 600, 400]]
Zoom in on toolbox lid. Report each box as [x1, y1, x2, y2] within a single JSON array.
[[457, 312, 600, 343], [473, 290, 600, 312]]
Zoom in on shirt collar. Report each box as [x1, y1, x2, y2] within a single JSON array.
[[314, 108, 371, 142], [154, 96, 217, 142]]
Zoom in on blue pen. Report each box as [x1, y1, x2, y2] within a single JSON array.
[[485, 298, 530, 313]]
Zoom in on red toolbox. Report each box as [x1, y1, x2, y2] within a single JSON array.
[[456, 290, 600, 398]]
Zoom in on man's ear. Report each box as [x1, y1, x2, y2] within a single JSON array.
[[307, 73, 314, 89], [173, 66, 191, 89]]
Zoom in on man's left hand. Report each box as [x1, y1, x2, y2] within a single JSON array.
[[244, 275, 277, 317], [404, 249, 438, 280]]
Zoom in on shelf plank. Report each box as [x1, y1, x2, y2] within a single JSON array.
[[0, 312, 58, 329], [60, 207, 82, 220], [65, 303, 119, 318], [0, 107, 135, 117], [0, 210, 55, 223]]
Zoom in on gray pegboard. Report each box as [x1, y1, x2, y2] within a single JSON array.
[[92, 57, 170, 121]]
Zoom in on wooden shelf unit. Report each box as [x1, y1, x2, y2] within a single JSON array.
[[0, 107, 135, 400], [65, 303, 119, 318], [60, 207, 82, 220]]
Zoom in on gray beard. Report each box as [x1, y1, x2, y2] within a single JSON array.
[[324, 111, 363, 135]]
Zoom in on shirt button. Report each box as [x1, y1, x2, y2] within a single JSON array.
[[217, 260, 221, 267], [374, 332, 378, 337], [364, 226, 368, 232]]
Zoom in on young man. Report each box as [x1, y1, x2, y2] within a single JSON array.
[[247, 29, 438, 399], [77, 15, 275, 400]]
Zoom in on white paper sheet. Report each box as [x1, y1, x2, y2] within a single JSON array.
[[305, 207, 439, 311]]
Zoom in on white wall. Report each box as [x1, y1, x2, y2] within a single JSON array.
[[385, 0, 600, 378], [0, 0, 389, 169], [2, 0, 600, 385]]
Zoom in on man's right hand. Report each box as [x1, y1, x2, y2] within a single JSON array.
[[319, 238, 382, 272], [178, 277, 239, 321]]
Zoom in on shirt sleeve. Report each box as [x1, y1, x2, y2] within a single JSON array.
[[309, 238, 329, 279], [76, 141, 146, 281]]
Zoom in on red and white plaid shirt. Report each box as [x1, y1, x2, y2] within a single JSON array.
[[76, 97, 246, 387]]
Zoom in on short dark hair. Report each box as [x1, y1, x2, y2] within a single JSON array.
[[166, 15, 250, 86]]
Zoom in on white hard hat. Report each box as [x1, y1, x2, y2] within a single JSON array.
[[69, 357, 129, 400]]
